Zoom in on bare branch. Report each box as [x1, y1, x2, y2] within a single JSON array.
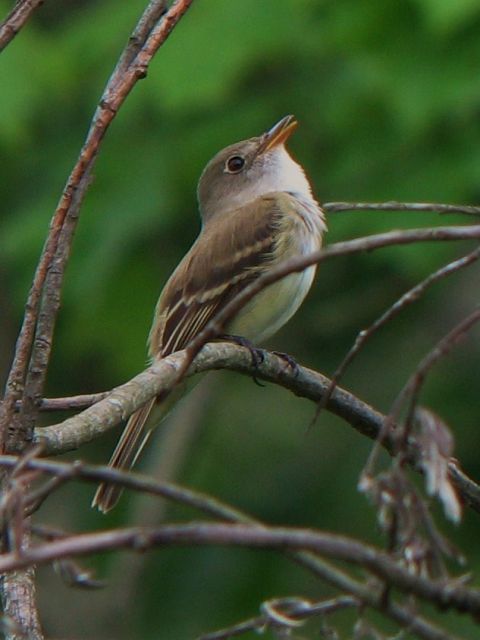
[[0, 454, 466, 640], [0, 455, 254, 524], [29, 340, 480, 516], [179, 225, 480, 386], [391, 307, 480, 447], [0, 522, 478, 620], [317, 247, 480, 419], [21, 392, 108, 413], [0, 0, 195, 449], [324, 201, 480, 217], [32, 343, 386, 455], [0, 0, 44, 52], [197, 596, 359, 640]]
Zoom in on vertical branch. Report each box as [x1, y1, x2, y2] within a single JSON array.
[[1, 532, 43, 640]]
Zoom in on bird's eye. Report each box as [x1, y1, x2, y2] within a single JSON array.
[[225, 155, 245, 173]]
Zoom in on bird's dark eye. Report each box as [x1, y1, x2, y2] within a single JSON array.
[[225, 155, 245, 173]]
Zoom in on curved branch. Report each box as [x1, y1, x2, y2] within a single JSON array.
[[0, 0, 194, 447], [33, 343, 384, 455], [32, 341, 480, 516]]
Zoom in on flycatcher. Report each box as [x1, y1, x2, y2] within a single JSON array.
[[93, 115, 327, 512]]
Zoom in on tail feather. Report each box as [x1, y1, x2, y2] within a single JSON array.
[[92, 398, 157, 513]]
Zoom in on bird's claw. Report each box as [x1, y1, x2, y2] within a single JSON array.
[[220, 334, 266, 386], [272, 351, 300, 377]]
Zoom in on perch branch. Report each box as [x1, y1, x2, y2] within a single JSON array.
[[29, 341, 480, 515]]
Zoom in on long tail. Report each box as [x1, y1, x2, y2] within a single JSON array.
[[92, 398, 158, 513]]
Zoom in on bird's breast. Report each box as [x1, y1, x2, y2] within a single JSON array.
[[228, 203, 323, 344]]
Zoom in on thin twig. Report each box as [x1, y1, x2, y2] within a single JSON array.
[[0, 455, 254, 524], [316, 247, 480, 420], [0, 0, 44, 52], [179, 224, 480, 386], [197, 595, 358, 640], [16, 392, 109, 413], [390, 306, 480, 447], [324, 201, 480, 217]]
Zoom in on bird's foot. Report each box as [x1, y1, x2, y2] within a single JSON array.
[[220, 334, 266, 386], [272, 351, 300, 377]]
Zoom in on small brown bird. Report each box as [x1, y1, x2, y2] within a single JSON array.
[[93, 115, 326, 512]]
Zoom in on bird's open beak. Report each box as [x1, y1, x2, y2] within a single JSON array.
[[258, 115, 298, 155]]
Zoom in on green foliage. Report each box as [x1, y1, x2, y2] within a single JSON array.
[[1, 0, 480, 638]]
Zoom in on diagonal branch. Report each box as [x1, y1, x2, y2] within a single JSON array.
[[317, 247, 480, 418], [179, 224, 480, 385], [0, 0, 44, 52], [390, 306, 480, 444]]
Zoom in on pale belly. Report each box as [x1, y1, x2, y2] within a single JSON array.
[[227, 263, 317, 345]]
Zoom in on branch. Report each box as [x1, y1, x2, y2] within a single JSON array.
[[0, 531, 43, 640], [323, 201, 480, 217], [180, 224, 480, 385], [0, 522, 478, 620], [0, 0, 44, 52], [317, 247, 480, 417], [0, 456, 465, 640], [0, 2, 195, 637], [391, 307, 480, 438], [197, 596, 359, 640], [33, 343, 385, 454], [0, 0, 194, 448], [30, 341, 480, 517]]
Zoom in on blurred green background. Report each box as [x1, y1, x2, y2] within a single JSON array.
[[1, 0, 480, 638]]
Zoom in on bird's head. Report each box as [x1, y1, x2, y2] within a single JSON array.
[[197, 115, 313, 222]]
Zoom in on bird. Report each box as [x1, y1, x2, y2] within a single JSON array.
[[92, 115, 327, 512]]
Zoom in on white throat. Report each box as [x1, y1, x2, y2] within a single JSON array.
[[264, 146, 313, 199]]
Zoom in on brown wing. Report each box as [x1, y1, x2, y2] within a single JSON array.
[[92, 194, 299, 512], [149, 194, 292, 358]]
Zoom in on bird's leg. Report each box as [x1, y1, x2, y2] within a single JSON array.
[[219, 334, 266, 387], [272, 351, 300, 377]]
